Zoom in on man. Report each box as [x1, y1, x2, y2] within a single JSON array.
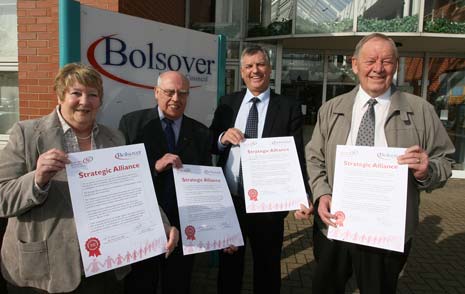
[[302, 33, 455, 293], [119, 71, 211, 294], [210, 45, 311, 294]]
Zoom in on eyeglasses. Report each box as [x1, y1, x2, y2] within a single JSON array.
[[158, 87, 189, 98]]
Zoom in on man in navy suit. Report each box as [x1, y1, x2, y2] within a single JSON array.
[[210, 46, 312, 294], [119, 71, 211, 294]]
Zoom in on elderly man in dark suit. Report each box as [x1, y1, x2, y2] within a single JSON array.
[[119, 71, 211, 294], [210, 45, 312, 294]]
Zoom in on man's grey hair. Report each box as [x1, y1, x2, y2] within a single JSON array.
[[240, 45, 271, 66], [157, 71, 190, 87], [353, 33, 398, 59]]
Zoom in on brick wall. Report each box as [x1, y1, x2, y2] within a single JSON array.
[[17, 0, 119, 120]]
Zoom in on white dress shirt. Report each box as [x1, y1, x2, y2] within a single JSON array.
[[346, 87, 391, 147], [221, 88, 271, 194]]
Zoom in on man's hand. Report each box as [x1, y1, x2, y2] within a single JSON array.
[[164, 226, 179, 258], [294, 202, 314, 220], [35, 148, 69, 188], [317, 194, 337, 227], [397, 145, 429, 181], [220, 128, 245, 146], [155, 153, 182, 173], [223, 245, 239, 255]]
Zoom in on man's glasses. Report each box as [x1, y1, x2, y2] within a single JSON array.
[[158, 87, 189, 98]]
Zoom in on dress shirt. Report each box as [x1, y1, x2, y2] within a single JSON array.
[[221, 88, 271, 195], [346, 87, 391, 147], [158, 107, 183, 145]]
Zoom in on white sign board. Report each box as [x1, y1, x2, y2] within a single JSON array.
[[80, 5, 218, 128]]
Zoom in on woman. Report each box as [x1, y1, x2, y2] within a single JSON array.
[[0, 63, 177, 294]]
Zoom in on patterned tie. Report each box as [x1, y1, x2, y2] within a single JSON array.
[[356, 98, 377, 146], [163, 118, 176, 152], [244, 97, 260, 138], [238, 97, 260, 195]]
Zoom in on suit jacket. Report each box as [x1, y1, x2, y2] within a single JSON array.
[[306, 85, 455, 240], [119, 107, 212, 228], [0, 111, 134, 293], [210, 89, 309, 212]]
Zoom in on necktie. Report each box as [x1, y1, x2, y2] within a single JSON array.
[[239, 97, 260, 194], [163, 118, 176, 152], [356, 98, 377, 146], [244, 97, 260, 138]]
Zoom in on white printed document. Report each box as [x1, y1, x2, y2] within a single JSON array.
[[328, 145, 408, 252], [173, 165, 244, 255], [240, 137, 308, 213], [66, 144, 167, 277]]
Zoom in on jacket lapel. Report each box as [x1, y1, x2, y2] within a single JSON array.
[[262, 91, 280, 138]]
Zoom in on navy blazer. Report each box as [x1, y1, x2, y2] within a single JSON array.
[[210, 89, 310, 201], [119, 107, 212, 227]]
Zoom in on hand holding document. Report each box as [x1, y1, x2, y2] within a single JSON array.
[[328, 145, 408, 252], [66, 144, 167, 276], [173, 165, 243, 255], [240, 136, 308, 213]]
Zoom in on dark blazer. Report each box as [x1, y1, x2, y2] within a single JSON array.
[[119, 107, 212, 227], [210, 89, 309, 200]]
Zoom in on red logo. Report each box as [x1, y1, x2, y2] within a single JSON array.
[[248, 189, 258, 201], [185, 225, 196, 240], [334, 211, 346, 227], [85, 237, 102, 257]]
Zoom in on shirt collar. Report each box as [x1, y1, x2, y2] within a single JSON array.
[[244, 88, 270, 104], [157, 107, 183, 127], [356, 87, 391, 108]]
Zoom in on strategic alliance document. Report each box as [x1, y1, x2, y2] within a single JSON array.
[[66, 144, 167, 277], [328, 145, 408, 252], [173, 165, 244, 255], [240, 136, 308, 213]]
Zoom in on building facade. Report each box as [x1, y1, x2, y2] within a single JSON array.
[[1, 0, 465, 175]]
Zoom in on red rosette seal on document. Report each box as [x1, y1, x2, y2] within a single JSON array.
[[248, 188, 258, 201], [85, 237, 102, 257], [185, 225, 196, 240], [334, 211, 346, 227]]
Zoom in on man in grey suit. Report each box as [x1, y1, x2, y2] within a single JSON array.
[[299, 33, 455, 294], [119, 71, 211, 294], [210, 45, 311, 294]]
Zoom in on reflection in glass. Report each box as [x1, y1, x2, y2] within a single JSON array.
[[395, 57, 423, 96], [248, 0, 293, 37], [326, 55, 356, 100], [296, 0, 354, 34], [0, 71, 19, 134], [281, 51, 324, 128], [190, 0, 243, 39], [357, 0, 420, 32], [0, 1, 18, 57], [424, 0, 465, 34], [427, 57, 465, 169]]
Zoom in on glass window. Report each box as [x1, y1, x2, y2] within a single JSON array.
[[0, 1, 17, 58], [248, 0, 293, 37], [357, 0, 421, 32], [326, 54, 357, 100], [281, 51, 324, 126], [296, 0, 354, 34], [424, 0, 465, 34], [427, 57, 465, 170], [395, 57, 423, 96], [0, 71, 19, 133], [190, 0, 244, 39]]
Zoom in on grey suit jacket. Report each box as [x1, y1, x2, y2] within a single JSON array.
[[0, 111, 168, 292], [306, 86, 455, 240]]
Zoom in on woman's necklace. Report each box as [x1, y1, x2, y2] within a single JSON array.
[[76, 133, 92, 140]]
